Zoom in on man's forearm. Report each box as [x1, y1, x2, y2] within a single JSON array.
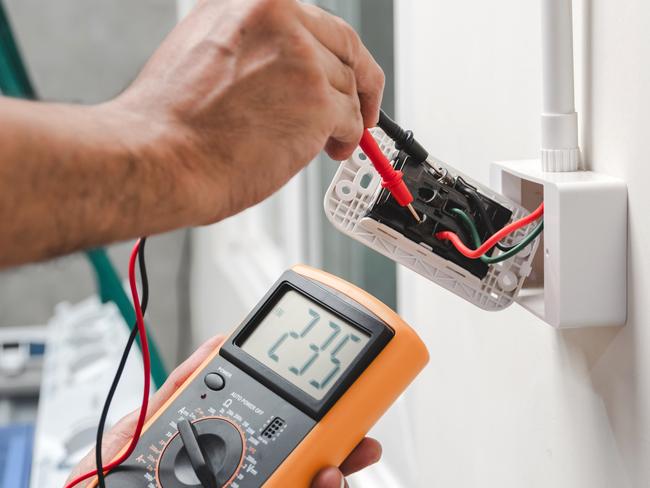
[[0, 98, 198, 267], [0, 0, 385, 269]]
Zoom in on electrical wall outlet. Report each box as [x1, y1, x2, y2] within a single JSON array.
[[491, 160, 627, 328], [324, 129, 541, 311]]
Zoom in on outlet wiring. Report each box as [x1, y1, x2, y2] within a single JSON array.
[[375, 110, 545, 264], [455, 178, 517, 252], [436, 203, 544, 259], [64, 238, 151, 488], [450, 208, 544, 264]]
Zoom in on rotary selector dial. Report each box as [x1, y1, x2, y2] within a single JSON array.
[[157, 417, 245, 488]]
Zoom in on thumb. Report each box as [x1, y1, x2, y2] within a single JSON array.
[[311, 466, 347, 488]]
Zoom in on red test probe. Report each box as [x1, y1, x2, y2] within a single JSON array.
[[359, 129, 421, 223]]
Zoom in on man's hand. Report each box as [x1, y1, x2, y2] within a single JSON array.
[[0, 0, 384, 267], [66, 335, 382, 487], [116, 0, 385, 222]]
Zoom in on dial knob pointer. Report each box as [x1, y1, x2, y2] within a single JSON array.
[[177, 419, 218, 488]]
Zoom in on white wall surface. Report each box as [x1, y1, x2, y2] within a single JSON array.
[[396, 1, 649, 487]]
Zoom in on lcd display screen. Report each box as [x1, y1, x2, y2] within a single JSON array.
[[240, 290, 370, 400]]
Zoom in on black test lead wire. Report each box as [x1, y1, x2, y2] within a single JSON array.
[[96, 237, 149, 488]]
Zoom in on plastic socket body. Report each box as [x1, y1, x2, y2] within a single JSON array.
[[324, 129, 542, 311], [367, 152, 512, 279]]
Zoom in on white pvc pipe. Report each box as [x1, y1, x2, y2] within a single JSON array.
[[540, 0, 580, 171]]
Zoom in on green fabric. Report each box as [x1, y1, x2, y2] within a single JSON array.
[[0, 3, 34, 98], [0, 1, 167, 387]]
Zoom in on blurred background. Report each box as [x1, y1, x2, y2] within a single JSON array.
[[2, 1, 650, 487], [0, 0, 396, 373]]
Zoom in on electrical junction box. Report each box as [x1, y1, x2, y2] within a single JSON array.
[[491, 160, 628, 328], [324, 128, 542, 312]]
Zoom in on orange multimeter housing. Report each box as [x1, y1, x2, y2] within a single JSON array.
[[100, 265, 429, 488]]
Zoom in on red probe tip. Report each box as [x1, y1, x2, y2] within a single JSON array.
[[359, 130, 421, 223]]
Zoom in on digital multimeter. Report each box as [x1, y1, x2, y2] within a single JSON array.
[[99, 265, 428, 488]]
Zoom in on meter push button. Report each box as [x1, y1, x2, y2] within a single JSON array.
[[204, 372, 225, 391]]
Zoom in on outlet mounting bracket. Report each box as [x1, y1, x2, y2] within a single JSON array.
[[490, 160, 628, 328]]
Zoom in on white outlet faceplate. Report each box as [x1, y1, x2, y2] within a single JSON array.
[[324, 129, 541, 312], [491, 160, 628, 328]]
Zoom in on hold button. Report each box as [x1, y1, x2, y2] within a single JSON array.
[[204, 373, 225, 391]]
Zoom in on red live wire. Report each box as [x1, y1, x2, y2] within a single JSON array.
[[64, 239, 151, 488], [436, 202, 545, 259]]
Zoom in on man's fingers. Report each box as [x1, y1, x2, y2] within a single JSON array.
[[313, 33, 358, 96], [325, 87, 363, 161], [298, 3, 384, 127], [310, 437, 382, 488], [298, 4, 361, 66], [339, 437, 382, 476], [311, 467, 345, 488], [308, 32, 362, 160], [324, 137, 359, 162]]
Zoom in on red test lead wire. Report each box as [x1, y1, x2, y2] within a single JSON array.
[[64, 238, 152, 488], [359, 129, 421, 223]]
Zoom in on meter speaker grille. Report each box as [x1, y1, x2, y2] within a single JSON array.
[[262, 417, 286, 440]]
